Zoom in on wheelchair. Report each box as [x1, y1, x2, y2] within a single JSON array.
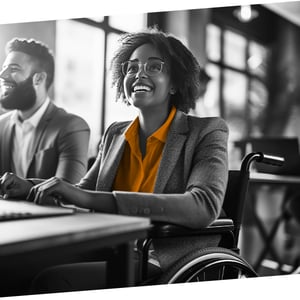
[[137, 152, 284, 284]]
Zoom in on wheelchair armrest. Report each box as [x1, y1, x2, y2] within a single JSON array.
[[149, 218, 234, 238]]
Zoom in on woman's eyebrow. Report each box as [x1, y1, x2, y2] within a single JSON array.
[[148, 56, 163, 60], [128, 57, 163, 62]]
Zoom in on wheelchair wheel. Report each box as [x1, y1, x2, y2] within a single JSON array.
[[156, 247, 258, 284]]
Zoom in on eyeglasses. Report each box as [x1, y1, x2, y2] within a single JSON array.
[[121, 59, 165, 77]]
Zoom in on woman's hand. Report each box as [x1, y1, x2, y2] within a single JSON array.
[[28, 177, 117, 213], [27, 177, 81, 206], [0, 172, 33, 199]]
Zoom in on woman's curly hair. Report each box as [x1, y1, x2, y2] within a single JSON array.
[[110, 27, 202, 113]]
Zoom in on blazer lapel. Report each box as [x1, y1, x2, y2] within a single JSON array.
[[26, 102, 56, 176], [154, 111, 189, 193], [96, 130, 126, 191], [95, 112, 189, 192], [1, 118, 15, 173]]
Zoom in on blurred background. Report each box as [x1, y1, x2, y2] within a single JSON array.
[[1, 0, 300, 277]]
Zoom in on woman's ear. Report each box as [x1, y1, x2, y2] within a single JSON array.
[[169, 87, 177, 95]]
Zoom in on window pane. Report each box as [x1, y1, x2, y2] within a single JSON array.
[[105, 32, 138, 129], [224, 69, 247, 111], [224, 30, 246, 69], [109, 13, 147, 32], [204, 63, 221, 116], [106, 31, 119, 71], [249, 78, 268, 135], [248, 41, 269, 78], [224, 69, 248, 140], [206, 24, 221, 62], [55, 20, 104, 156]]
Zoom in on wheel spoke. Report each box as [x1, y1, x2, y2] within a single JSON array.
[[178, 261, 256, 282], [157, 247, 258, 284], [220, 265, 226, 279]]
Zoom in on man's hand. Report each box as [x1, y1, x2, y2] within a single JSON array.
[[0, 172, 33, 199]]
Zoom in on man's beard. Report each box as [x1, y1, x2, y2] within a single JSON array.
[[0, 76, 36, 111]]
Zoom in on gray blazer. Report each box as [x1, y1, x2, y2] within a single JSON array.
[[79, 110, 228, 229], [0, 101, 90, 184]]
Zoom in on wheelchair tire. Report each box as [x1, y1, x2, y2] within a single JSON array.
[[156, 247, 258, 284]]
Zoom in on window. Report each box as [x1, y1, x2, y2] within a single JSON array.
[[224, 30, 246, 70], [205, 63, 221, 116], [205, 23, 269, 141]]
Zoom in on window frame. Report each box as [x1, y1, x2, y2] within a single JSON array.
[[206, 21, 269, 137]]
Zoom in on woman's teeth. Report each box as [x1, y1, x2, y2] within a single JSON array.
[[133, 85, 151, 92]]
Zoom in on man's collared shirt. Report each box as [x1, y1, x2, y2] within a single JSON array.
[[11, 98, 51, 178], [113, 106, 176, 193]]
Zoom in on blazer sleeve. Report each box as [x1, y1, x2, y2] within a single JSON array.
[[76, 122, 118, 190], [55, 115, 90, 184], [113, 118, 228, 229]]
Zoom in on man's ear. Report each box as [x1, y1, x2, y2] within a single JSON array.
[[32, 72, 47, 86]]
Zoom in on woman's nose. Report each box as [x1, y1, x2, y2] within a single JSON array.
[[135, 65, 147, 78]]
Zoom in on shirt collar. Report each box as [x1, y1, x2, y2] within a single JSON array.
[[11, 97, 51, 128], [125, 106, 177, 143], [152, 106, 176, 142]]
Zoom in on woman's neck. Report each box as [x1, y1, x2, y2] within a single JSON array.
[[138, 106, 171, 138]]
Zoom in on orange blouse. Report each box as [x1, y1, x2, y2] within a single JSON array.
[[113, 106, 176, 193]]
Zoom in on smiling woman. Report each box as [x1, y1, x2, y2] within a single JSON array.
[[122, 44, 174, 119], [111, 28, 202, 113]]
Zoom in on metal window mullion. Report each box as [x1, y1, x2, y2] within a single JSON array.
[[220, 28, 225, 119]]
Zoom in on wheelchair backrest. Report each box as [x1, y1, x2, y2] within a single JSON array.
[[222, 169, 250, 241]]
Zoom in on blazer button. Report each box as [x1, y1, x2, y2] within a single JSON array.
[[143, 208, 150, 215]]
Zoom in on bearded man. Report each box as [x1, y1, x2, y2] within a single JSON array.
[[0, 38, 90, 195]]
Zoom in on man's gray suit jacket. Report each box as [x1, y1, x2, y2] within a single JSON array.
[[0, 101, 90, 184]]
